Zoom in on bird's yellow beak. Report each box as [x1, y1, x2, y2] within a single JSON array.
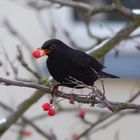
[[32, 48, 50, 59]]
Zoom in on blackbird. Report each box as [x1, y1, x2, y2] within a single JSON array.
[[33, 39, 119, 88]]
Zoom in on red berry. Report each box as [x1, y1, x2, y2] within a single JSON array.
[[78, 109, 86, 118], [48, 108, 55, 116], [42, 103, 51, 111], [32, 50, 40, 58], [72, 133, 78, 140], [0, 61, 3, 67], [69, 99, 75, 104], [22, 130, 32, 137]]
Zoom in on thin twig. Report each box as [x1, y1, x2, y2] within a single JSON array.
[[46, 0, 137, 19], [89, 110, 140, 136], [0, 101, 53, 139], [88, 21, 140, 61], [76, 91, 140, 139], [3, 19, 33, 52], [0, 44, 18, 78], [17, 46, 41, 79]]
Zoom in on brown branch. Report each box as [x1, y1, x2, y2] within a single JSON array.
[[45, 0, 140, 62], [89, 110, 140, 136], [76, 91, 140, 139], [0, 44, 18, 78], [0, 101, 52, 140], [17, 46, 42, 79], [46, 0, 138, 19], [88, 21, 140, 60], [3, 19, 33, 52], [2, 19, 42, 77], [47, 0, 92, 10], [112, 0, 122, 6], [0, 77, 139, 137], [0, 77, 140, 111], [76, 112, 114, 139], [0, 90, 45, 136]]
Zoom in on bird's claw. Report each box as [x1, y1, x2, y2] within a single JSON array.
[[50, 84, 61, 96]]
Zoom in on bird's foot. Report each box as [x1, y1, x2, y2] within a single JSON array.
[[90, 95, 96, 107], [87, 91, 96, 107], [50, 84, 61, 96]]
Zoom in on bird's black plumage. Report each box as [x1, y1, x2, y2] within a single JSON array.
[[41, 39, 119, 87]]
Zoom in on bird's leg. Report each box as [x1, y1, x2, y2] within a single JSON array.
[[50, 84, 61, 96], [88, 87, 96, 107]]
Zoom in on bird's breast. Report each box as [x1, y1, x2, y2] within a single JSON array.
[[47, 55, 74, 82]]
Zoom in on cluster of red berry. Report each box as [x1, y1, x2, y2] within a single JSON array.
[[42, 102, 55, 116], [42, 99, 86, 117]]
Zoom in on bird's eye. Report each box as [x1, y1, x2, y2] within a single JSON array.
[[50, 44, 55, 50]]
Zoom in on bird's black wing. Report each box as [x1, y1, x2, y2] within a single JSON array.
[[69, 49, 105, 71]]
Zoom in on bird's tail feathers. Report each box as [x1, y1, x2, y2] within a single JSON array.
[[99, 71, 119, 79]]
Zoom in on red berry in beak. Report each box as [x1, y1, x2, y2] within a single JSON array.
[[32, 49, 41, 58]]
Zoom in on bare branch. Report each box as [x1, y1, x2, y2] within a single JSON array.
[[17, 46, 42, 79], [88, 21, 140, 60], [76, 91, 140, 139], [112, 0, 122, 6], [0, 77, 140, 111], [89, 110, 140, 136], [0, 89, 45, 136], [0, 44, 18, 78], [0, 75, 139, 137], [0, 77, 49, 92], [3, 19, 33, 52], [46, 0, 137, 19], [0, 101, 52, 140], [46, 0, 91, 10]]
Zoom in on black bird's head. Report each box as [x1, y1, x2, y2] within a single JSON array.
[[32, 39, 69, 58]]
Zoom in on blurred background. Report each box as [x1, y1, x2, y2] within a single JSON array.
[[0, 0, 140, 140]]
